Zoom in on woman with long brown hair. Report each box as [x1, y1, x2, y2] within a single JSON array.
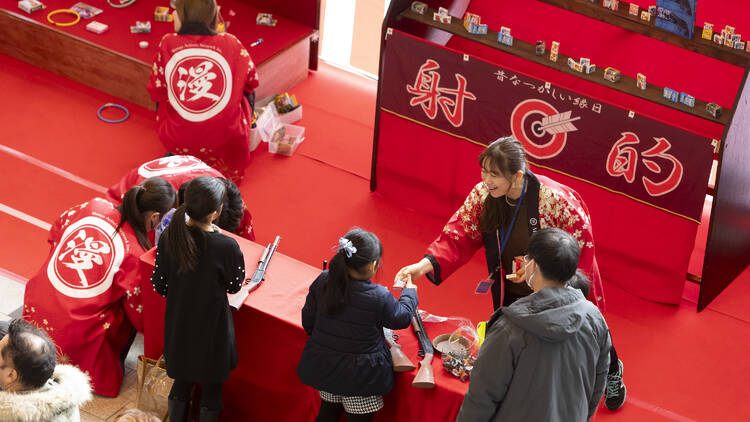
[[147, 0, 259, 184], [396, 136, 627, 412]]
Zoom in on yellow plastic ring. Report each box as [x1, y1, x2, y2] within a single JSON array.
[[47, 9, 81, 27]]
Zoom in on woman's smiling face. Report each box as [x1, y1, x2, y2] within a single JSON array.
[[481, 158, 512, 199]]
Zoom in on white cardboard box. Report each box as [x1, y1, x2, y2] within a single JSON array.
[[278, 105, 302, 125]]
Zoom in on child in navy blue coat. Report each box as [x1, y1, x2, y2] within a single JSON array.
[[297, 229, 418, 422]]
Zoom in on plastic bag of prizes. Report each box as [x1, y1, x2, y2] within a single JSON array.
[[419, 310, 481, 382]]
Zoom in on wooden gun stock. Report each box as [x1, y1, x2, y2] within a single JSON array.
[[384, 333, 416, 372], [411, 313, 435, 388]]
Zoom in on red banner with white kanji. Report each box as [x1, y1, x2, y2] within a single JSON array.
[[379, 31, 713, 222]]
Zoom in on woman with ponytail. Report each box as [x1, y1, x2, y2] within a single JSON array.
[[23, 177, 176, 397], [151, 176, 245, 422], [297, 229, 418, 422]]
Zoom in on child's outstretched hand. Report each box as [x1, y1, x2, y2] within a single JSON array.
[[393, 273, 416, 290]]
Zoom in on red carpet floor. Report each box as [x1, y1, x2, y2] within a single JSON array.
[[2, 52, 750, 421]]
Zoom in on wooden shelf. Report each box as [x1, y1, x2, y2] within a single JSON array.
[[537, 0, 750, 68], [399, 7, 730, 125]]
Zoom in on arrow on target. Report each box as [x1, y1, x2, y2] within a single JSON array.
[[539, 111, 581, 135]]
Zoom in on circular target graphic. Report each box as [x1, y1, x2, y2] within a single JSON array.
[[511, 99, 569, 159]]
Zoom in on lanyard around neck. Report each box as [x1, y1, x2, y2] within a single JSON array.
[[495, 176, 527, 258]]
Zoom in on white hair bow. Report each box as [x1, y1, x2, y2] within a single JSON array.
[[335, 237, 357, 258]]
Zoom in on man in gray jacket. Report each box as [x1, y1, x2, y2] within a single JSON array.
[[457, 228, 611, 422]]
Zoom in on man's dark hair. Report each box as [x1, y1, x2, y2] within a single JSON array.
[[2, 319, 56, 389], [527, 228, 580, 284]]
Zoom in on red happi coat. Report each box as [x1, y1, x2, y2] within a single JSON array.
[[426, 173, 605, 310], [106, 155, 254, 240], [147, 32, 260, 184], [23, 198, 146, 397]]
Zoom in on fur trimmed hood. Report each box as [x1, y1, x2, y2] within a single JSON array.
[[0, 364, 92, 422]]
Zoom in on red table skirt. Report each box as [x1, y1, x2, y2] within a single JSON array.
[[139, 233, 469, 421]]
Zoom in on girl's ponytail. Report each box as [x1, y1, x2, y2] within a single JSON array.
[[163, 205, 200, 273], [117, 178, 175, 250], [321, 251, 351, 315], [320, 229, 383, 315]]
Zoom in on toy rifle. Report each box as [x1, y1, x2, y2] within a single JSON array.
[[383, 328, 416, 372], [411, 310, 435, 388], [228, 235, 281, 311]]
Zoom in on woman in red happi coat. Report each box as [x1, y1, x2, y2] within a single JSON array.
[[108, 154, 254, 240], [147, 0, 259, 185], [23, 178, 175, 397], [396, 137, 627, 411]]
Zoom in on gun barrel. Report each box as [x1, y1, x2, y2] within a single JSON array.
[[412, 312, 434, 355], [257, 244, 271, 267]]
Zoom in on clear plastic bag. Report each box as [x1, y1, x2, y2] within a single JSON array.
[[419, 310, 480, 382], [255, 104, 286, 143]]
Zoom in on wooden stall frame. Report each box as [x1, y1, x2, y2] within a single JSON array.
[[0, 6, 317, 110], [371, 1, 750, 309]]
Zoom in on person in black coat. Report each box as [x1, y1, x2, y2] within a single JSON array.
[[297, 229, 418, 422], [151, 176, 245, 422]]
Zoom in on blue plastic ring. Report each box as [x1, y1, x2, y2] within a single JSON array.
[[97, 103, 130, 123]]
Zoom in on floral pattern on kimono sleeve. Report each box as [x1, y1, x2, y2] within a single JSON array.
[[426, 182, 487, 285], [538, 182, 605, 309], [147, 35, 169, 103], [116, 254, 145, 333]]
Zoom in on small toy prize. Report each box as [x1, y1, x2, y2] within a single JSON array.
[[274, 93, 299, 114], [85, 20, 108, 33], [535, 40, 545, 55], [154, 6, 172, 22], [498, 26, 513, 46], [550, 41, 560, 62], [603, 67, 621, 83], [679, 92, 695, 108], [410, 1, 426, 15], [706, 102, 722, 118], [433, 7, 450, 24], [663, 87, 679, 103], [636, 73, 647, 90], [463, 12, 487, 34], [18, 0, 44, 13], [130, 21, 151, 33], [256, 12, 277, 26], [70, 2, 101, 19]]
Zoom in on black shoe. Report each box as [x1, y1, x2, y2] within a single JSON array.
[[164, 151, 175, 157], [605, 359, 626, 410], [198, 407, 221, 422], [168, 398, 190, 422]]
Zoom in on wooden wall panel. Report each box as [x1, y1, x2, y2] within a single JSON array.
[[0, 10, 154, 109], [254, 37, 311, 100], [699, 67, 750, 310]]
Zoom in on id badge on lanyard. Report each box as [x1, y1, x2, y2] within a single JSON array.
[[474, 178, 527, 295]]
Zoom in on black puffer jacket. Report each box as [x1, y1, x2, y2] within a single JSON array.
[[297, 271, 418, 396]]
